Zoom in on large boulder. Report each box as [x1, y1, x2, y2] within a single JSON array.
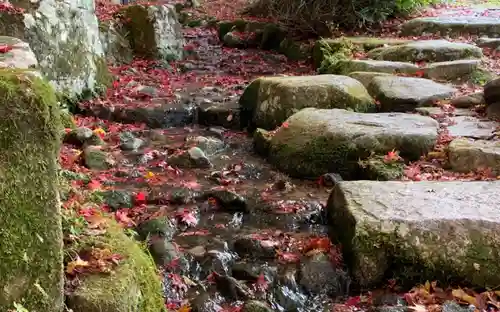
[[401, 16, 500, 37], [239, 75, 375, 131], [263, 108, 438, 179], [484, 77, 500, 106], [368, 76, 456, 112], [99, 19, 134, 65], [448, 138, 500, 175], [66, 221, 165, 312], [123, 3, 185, 61], [0, 69, 64, 311], [327, 180, 500, 288], [0, 0, 110, 98], [367, 40, 483, 63]]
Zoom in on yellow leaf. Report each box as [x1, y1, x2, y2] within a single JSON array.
[[93, 128, 106, 136], [66, 257, 89, 274], [177, 304, 191, 312], [452, 288, 477, 306], [424, 280, 431, 292], [145, 171, 155, 179]]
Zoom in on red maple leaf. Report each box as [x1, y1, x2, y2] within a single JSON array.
[[87, 179, 101, 190], [0, 45, 12, 53], [176, 208, 198, 227], [254, 273, 269, 292], [115, 209, 135, 227], [135, 191, 146, 204]]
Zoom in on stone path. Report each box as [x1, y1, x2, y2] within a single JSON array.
[[61, 0, 500, 311]]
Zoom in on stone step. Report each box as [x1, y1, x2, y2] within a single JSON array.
[[400, 16, 500, 38], [327, 180, 500, 288], [448, 138, 500, 175], [258, 108, 438, 179], [367, 40, 483, 63]]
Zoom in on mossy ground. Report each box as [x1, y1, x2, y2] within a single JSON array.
[[65, 217, 166, 312], [0, 68, 63, 311]]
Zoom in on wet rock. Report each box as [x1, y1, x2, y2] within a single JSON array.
[[223, 32, 245, 48], [253, 128, 272, 156], [447, 116, 498, 139], [266, 108, 438, 179], [336, 60, 419, 75], [101, 190, 133, 211], [197, 101, 240, 129], [136, 216, 176, 240], [367, 40, 483, 63], [423, 60, 482, 82], [448, 138, 500, 175], [486, 102, 500, 120], [232, 236, 276, 259], [239, 75, 375, 131], [190, 292, 223, 312], [299, 253, 349, 296], [149, 237, 183, 266], [187, 245, 207, 258], [231, 262, 263, 281], [401, 16, 500, 37], [119, 131, 145, 151], [327, 180, 500, 288], [348, 72, 392, 88], [442, 301, 471, 312], [358, 155, 404, 181], [213, 273, 252, 300], [83, 146, 115, 170], [242, 300, 274, 312], [64, 127, 104, 147], [204, 190, 248, 213], [122, 4, 184, 61], [450, 92, 484, 108], [169, 187, 198, 204], [368, 76, 456, 112], [270, 284, 308, 311], [484, 77, 500, 106], [186, 135, 224, 155], [168, 147, 212, 168], [204, 249, 237, 275]]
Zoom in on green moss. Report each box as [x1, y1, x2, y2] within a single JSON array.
[[0, 69, 64, 310], [123, 5, 157, 59], [94, 56, 112, 92], [66, 219, 166, 312], [217, 21, 236, 40], [469, 69, 496, 85], [316, 38, 356, 74], [253, 128, 272, 156], [61, 109, 76, 129], [358, 155, 404, 180]]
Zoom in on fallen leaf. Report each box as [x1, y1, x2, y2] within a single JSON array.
[[66, 256, 89, 274]]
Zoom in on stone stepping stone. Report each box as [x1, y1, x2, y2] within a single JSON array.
[[423, 59, 482, 82], [239, 75, 375, 131], [415, 107, 475, 117], [367, 76, 456, 112], [327, 180, 500, 288], [400, 16, 500, 37], [260, 108, 438, 179], [348, 72, 392, 88], [335, 59, 419, 75], [476, 37, 500, 49], [447, 116, 498, 139], [367, 40, 483, 63], [448, 138, 500, 175]]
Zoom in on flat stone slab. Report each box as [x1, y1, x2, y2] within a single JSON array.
[[368, 76, 457, 112], [336, 59, 419, 75], [239, 75, 375, 131], [448, 138, 500, 175], [401, 16, 500, 37], [327, 180, 500, 288], [476, 37, 500, 49], [348, 72, 392, 88], [423, 60, 482, 82], [447, 116, 498, 139], [264, 108, 438, 179], [367, 40, 483, 63], [415, 107, 475, 117]]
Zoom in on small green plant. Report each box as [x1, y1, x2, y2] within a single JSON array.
[[12, 303, 29, 312]]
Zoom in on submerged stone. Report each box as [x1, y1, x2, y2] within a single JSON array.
[[327, 180, 500, 288], [265, 108, 438, 179], [239, 75, 375, 131]]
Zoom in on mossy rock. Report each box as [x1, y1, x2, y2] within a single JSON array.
[[266, 108, 438, 179], [239, 75, 375, 131], [347, 72, 393, 88], [66, 220, 165, 312], [61, 109, 76, 129], [279, 39, 310, 61], [312, 37, 356, 70], [99, 19, 134, 66], [358, 155, 404, 181], [253, 128, 272, 156], [0, 69, 64, 311]]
